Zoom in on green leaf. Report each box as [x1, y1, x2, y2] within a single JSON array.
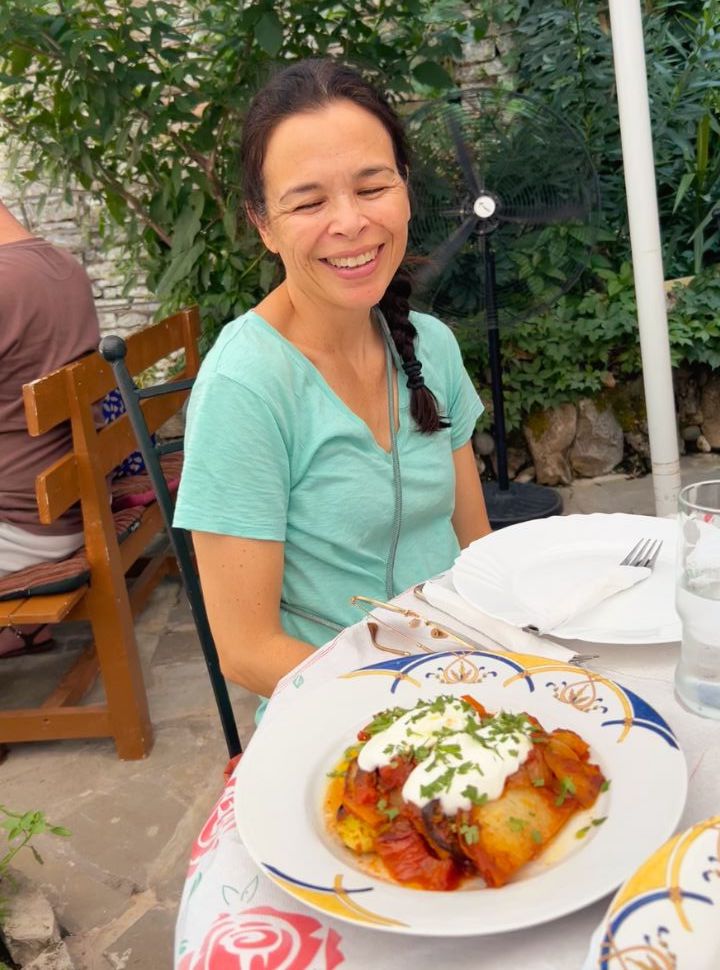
[[254, 11, 283, 57], [156, 239, 206, 296], [222, 206, 238, 243], [9, 46, 32, 76], [49, 826, 72, 837], [106, 191, 127, 225], [412, 60, 454, 89], [259, 257, 276, 292], [171, 192, 204, 253], [673, 172, 696, 214]]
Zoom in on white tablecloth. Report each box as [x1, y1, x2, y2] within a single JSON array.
[[174, 586, 719, 970]]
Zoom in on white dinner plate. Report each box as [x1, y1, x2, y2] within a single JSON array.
[[585, 815, 720, 970], [452, 513, 681, 644], [235, 650, 687, 937]]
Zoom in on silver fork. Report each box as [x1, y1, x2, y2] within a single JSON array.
[[621, 538, 664, 569]]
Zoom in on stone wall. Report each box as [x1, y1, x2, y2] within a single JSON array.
[[456, 22, 515, 84]]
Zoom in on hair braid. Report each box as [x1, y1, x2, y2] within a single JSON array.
[[379, 265, 450, 434]]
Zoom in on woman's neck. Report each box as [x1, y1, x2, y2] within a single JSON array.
[[259, 282, 379, 359]]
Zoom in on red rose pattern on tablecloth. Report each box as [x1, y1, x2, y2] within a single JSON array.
[[176, 951, 194, 970], [186, 779, 237, 878], [182, 906, 344, 969]]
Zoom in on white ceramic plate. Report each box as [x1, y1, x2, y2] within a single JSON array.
[[452, 513, 681, 644], [235, 650, 687, 936], [585, 815, 720, 970]]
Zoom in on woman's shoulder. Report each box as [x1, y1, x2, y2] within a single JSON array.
[[409, 310, 462, 355], [199, 310, 299, 394]]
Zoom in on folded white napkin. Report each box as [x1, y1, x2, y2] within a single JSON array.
[[422, 574, 578, 663], [523, 563, 651, 634]]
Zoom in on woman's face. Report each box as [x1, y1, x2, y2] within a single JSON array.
[[254, 99, 411, 317]]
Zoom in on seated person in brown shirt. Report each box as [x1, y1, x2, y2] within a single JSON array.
[[0, 198, 100, 658]]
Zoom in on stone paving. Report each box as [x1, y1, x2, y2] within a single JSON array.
[[0, 454, 718, 969]]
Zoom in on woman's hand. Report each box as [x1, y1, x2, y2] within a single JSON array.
[[191, 531, 315, 697], [452, 441, 492, 548]]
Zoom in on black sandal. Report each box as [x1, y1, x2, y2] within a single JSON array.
[[0, 625, 56, 660]]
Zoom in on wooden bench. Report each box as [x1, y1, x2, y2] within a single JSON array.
[[0, 307, 201, 759]]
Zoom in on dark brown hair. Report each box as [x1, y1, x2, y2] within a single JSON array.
[[240, 58, 448, 434]]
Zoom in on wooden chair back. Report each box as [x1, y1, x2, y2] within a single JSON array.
[[0, 307, 201, 759]]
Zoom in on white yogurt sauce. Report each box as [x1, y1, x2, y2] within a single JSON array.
[[357, 697, 533, 815]]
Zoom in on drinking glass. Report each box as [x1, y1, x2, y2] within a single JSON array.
[[675, 479, 720, 719]]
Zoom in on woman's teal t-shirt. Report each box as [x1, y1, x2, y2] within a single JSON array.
[[174, 309, 483, 646]]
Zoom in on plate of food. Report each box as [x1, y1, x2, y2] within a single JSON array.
[[235, 649, 687, 936], [583, 815, 720, 970], [451, 513, 680, 644]]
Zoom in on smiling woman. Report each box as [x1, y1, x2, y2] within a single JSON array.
[[173, 59, 491, 712], [252, 100, 410, 320]]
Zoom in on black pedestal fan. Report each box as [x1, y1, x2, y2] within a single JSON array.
[[405, 88, 600, 528]]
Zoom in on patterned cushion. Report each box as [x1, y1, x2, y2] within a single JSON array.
[[0, 507, 146, 602], [110, 453, 184, 511], [102, 388, 157, 478]]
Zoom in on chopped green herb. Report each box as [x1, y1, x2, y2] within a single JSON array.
[[531, 829, 543, 845], [600, 779, 611, 793], [461, 785, 488, 807], [555, 776, 577, 807], [376, 798, 399, 821], [531, 777, 545, 788], [435, 742, 462, 762], [575, 816, 608, 840], [364, 706, 408, 737], [507, 816, 526, 833], [419, 765, 456, 800], [326, 769, 347, 779], [459, 823, 480, 845]]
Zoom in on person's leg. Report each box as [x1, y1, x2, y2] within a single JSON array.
[[0, 522, 84, 657]]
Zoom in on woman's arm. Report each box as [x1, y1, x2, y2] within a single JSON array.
[[452, 440, 492, 548], [191, 530, 315, 697]]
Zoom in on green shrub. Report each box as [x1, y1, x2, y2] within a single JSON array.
[[505, 0, 720, 279], [0, 805, 70, 922], [458, 265, 720, 431], [0, 0, 485, 346]]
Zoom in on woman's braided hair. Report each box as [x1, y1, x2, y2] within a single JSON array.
[[379, 264, 449, 433], [240, 58, 449, 434]]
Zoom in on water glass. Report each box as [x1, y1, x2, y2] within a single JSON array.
[[675, 479, 720, 719]]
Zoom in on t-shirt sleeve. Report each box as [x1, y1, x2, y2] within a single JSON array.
[[173, 372, 290, 540], [444, 329, 484, 450]]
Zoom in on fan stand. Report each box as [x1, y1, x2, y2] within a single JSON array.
[[481, 239, 562, 530]]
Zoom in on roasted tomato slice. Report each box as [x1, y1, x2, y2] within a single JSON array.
[[342, 760, 384, 827], [376, 756, 414, 793], [375, 817, 462, 890], [461, 694, 490, 721]]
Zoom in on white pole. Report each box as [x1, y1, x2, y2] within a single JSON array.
[[608, 0, 681, 517]]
